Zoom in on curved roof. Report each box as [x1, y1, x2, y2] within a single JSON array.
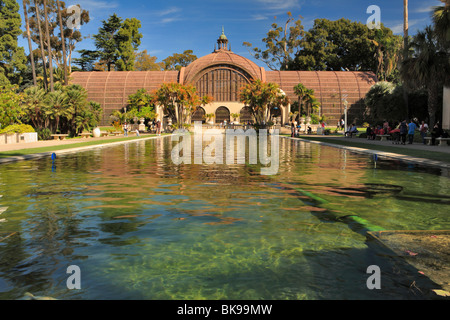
[[266, 70, 377, 117], [182, 49, 263, 84], [70, 71, 178, 124]]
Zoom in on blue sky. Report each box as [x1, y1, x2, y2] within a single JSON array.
[[19, 0, 440, 68]]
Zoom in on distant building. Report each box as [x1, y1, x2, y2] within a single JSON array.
[[71, 30, 377, 126]]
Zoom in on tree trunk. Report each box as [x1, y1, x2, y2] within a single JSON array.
[[43, 0, 54, 92], [403, 0, 409, 118], [56, 0, 68, 85], [34, 0, 48, 91], [23, 0, 37, 86], [428, 85, 440, 129]]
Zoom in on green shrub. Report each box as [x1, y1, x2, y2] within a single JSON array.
[[37, 128, 52, 140], [0, 124, 35, 134]]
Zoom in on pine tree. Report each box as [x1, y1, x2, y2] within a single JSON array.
[[0, 0, 27, 85]]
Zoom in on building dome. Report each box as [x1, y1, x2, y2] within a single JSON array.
[[182, 49, 263, 85]]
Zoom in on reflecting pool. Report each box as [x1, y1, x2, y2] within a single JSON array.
[[0, 137, 449, 299]]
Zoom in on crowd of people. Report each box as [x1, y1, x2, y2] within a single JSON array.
[[364, 119, 447, 145]]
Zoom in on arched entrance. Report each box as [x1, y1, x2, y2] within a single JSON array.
[[192, 106, 206, 123], [215, 106, 230, 124], [240, 106, 253, 124], [271, 107, 283, 124]]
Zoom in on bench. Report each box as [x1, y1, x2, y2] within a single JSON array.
[[100, 132, 110, 137], [437, 137, 450, 147], [376, 134, 390, 141], [112, 131, 122, 136], [51, 134, 69, 140], [79, 133, 91, 138], [424, 137, 450, 146]]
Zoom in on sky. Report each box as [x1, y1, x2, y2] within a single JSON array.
[[18, 0, 440, 68]]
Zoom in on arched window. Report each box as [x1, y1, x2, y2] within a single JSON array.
[[192, 106, 206, 123], [195, 66, 250, 102], [240, 106, 253, 123], [215, 106, 230, 124]]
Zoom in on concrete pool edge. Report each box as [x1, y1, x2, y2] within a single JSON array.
[[284, 136, 450, 170], [0, 134, 173, 165]]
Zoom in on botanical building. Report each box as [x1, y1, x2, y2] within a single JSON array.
[[71, 30, 377, 126]]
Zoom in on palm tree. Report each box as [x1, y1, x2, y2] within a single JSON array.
[[46, 90, 71, 133], [303, 88, 315, 117], [400, 26, 450, 127], [43, 0, 54, 92], [293, 83, 307, 118], [33, 0, 48, 91], [432, 0, 450, 47], [56, 0, 68, 85], [23, 0, 37, 86], [22, 86, 47, 129]]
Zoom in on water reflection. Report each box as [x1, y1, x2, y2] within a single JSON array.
[[0, 137, 448, 300]]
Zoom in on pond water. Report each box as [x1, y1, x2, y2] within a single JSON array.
[[0, 136, 449, 300]]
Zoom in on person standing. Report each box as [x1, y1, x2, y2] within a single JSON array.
[[407, 119, 417, 144], [123, 122, 128, 137], [399, 120, 408, 145], [419, 121, 428, 144], [156, 119, 161, 136]]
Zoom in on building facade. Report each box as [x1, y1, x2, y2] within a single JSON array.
[[71, 31, 378, 127]]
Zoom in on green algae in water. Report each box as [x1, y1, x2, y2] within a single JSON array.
[[0, 138, 449, 300]]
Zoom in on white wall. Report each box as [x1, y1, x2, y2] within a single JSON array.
[[443, 86, 450, 130]]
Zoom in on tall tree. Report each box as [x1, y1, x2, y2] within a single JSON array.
[[56, 0, 67, 85], [400, 26, 450, 127], [22, 0, 37, 86], [290, 18, 400, 75], [243, 12, 304, 70], [33, 0, 48, 91], [115, 18, 142, 71], [0, 0, 27, 85], [43, 0, 54, 91], [163, 50, 197, 71], [93, 14, 123, 71], [432, 0, 450, 48]]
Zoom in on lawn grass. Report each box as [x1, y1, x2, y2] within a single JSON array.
[[0, 134, 160, 159], [291, 135, 450, 165]]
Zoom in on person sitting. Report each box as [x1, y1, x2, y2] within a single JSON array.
[[345, 124, 358, 137]]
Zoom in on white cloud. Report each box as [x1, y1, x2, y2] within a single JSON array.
[[157, 7, 182, 16], [74, 0, 119, 10], [387, 18, 429, 35], [256, 0, 303, 11], [414, 5, 434, 14]]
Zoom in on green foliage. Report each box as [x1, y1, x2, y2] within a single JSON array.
[[243, 12, 304, 70], [154, 82, 212, 125], [400, 25, 450, 127], [93, 14, 142, 71], [239, 79, 290, 126], [163, 50, 197, 71], [36, 127, 52, 140], [0, 0, 27, 85], [289, 18, 401, 79], [134, 50, 164, 71], [0, 84, 24, 126], [0, 123, 34, 134], [115, 18, 143, 71]]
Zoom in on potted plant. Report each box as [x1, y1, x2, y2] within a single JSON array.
[[231, 113, 240, 124], [206, 113, 215, 125]]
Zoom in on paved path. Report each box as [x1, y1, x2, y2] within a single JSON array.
[[0, 133, 153, 152], [301, 135, 450, 154]]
